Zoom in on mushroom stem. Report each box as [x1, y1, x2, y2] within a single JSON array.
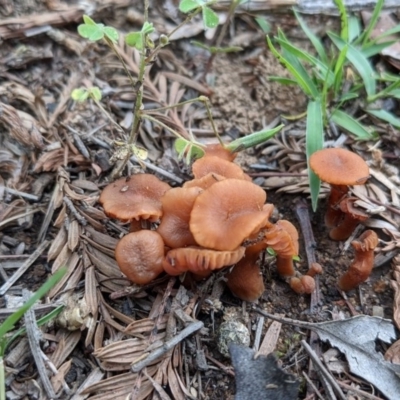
[[226, 252, 265, 302], [325, 184, 348, 228], [338, 230, 379, 291], [276, 256, 296, 278], [289, 275, 315, 294]]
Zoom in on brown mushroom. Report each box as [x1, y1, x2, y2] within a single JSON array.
[[307, 262, 323, 277], [226, 251, 265, 302], [157, 187, 202, 248], [192, 155, 249, 181], [190, 179, 270, 251], [183, 172, 226, 190], [99, 174, 171, 223], [338, 230, 379, 291], [329, 197, 369, 241], [309, 148, 369, 231], [289, 275, 315, 294], [263, 220, 299, 277], [163, 246, 245, 276], [203, 143, 237, 161], [115, 230, 165, 285]]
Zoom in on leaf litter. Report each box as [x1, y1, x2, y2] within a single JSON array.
[[0, 1, 400, 400]]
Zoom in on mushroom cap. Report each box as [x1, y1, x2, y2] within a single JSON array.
[[190, 179, 268, 251], [264, 220, 299, 257], [351, 229, 378, 252], [183, 172, 226, 190], [339, 197, 369, 220], [99, 174, 171, 222], [157, 187, 202, 248], [204, 143, 237, 161], [309, 148, 369, 186], [226, 253, 265, 302], [163, 246, 245, 276], [192, 155, 249, 180], [290, 275, 315, 294], [115, 230, 165, 285]]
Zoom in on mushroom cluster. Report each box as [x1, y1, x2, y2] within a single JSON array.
[[99, 144, 311, 301]]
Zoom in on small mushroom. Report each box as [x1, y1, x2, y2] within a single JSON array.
[[203, 143, 237, 161], [163, 246, 245, 276], [338, 230, 379, 291], [157, 187, 202, 248], [307, 262, 323, 277], [226, 252, 265, 302], [99, 174, 171, 223], [190, 179, 270, 251], [264, 220, 299, 277], [192, 155, 250, 181], [183, 172, 226, 190], [115, 230, 165, 285], [289, 275, 315, 294], [329, 197, 369, 241], [309, 148, 369, 232]]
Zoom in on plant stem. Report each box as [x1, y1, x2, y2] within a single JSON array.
[[107, 39, 136, 89], [142, 114, 187, 140], [0, 357, 4, 400]]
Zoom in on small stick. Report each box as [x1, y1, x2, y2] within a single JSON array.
[[131, 320, 204, 372], [0, 241, 50, 296], [302, 371, 326, 400], [336, 381, 385, 400], [301, 340, 347, 400], [205, 354, 235, 377], [23, 290, 58, 399], [4, 188, 40, 202], [63, 196, 87, 226]]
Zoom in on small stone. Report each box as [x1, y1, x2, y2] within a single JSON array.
[[217, 320, 250, 358], [372, 306, 384, 318]]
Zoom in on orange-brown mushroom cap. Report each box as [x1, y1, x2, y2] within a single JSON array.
[[192, 155, 248, 180], [163, 246, 245, 276], [290, 275, 315, 294], [115, 230, 165, 285], [99, 174, 171, 222], [309, 148, 369, 186], [157, 187, 202, 248], [203, 143, 237, 161], [190, 179, 268, 251]]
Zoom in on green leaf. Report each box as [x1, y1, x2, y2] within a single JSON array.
[[89, 87, 102, 101], [78, 24, 104, 41], [331, 109, 376, 140], [142, 22, 155, 35], [226, 124, 284, 152], [125, 31, 143, 49], [179, 0, 200, 13], [373, 24, 400, 40], [348, 15, 361, 43], [367, 109, 400, 129], [0, 267, 67, 352], [82, 15, 97, 26], [103, 26, 119, 43], [275, 37, 334, 85], [294, 10, 328, 65], [334, 0, 349, 42], [337, 92, 359, 103], [387, 88, 400, 99], [306, 100, 324, 211], [361, 41, 396, 58], [202, 6, 219, 28], [267, 35, 319, 98], [71, 88, 89, 102], [359, 0, 384, 47], [255, 17, 271, 34], [328, 32, 376, 97], [333, 44, 348, 98], [174, 138, 205, 162]]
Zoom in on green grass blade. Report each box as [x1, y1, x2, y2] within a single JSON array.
[[293, 10, 328, 64], [348, 15, 361, 43], [333, 44, 348, 98], [331, 109, 377, 140], [0, 268, 67, 341], [334, 0, 349, 42], [362, 41, 396, 58], [359, 0, 385, 47], [267, 36, 319, 98], [373, 24, 400, 40], [328, 32, 376, 97], [306, 100, 324, 211], [275, 37, 334, 84], [367, 109, 400, 129], [226, 124, 284, 152], [5, 305, 65, 350]]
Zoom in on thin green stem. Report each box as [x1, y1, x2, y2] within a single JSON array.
[[92, 99, 124, 133], [200, 96, 221, 144], [0, 357, 4, 400], [214, 0, 240, 48], [107, 39, 136, 89], [143, 97, 208, 114]]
